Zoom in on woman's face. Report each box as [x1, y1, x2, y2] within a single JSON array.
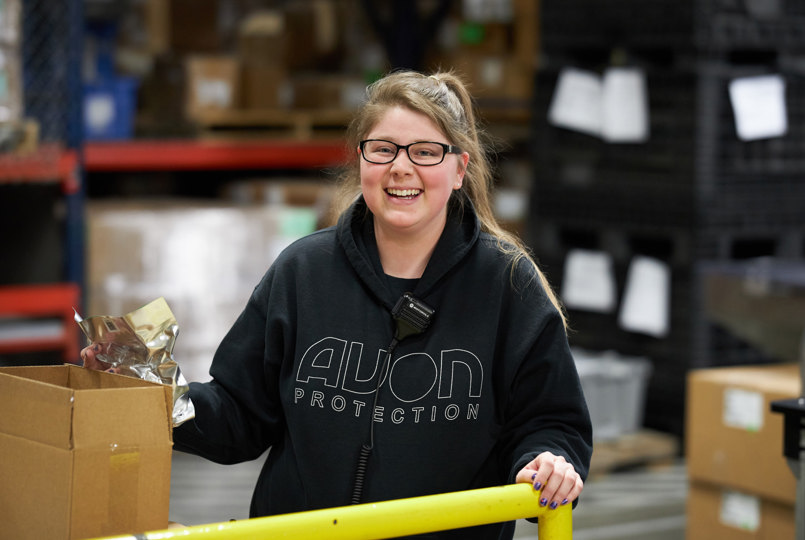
[[359, 106, 469, 240]]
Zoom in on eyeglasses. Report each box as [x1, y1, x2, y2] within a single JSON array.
[[359, 139, 462, 166]]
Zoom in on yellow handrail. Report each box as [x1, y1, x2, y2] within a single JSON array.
[[93, 483, 571, 540]]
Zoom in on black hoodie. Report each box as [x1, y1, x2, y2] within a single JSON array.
[[174, 196, 593, 539]]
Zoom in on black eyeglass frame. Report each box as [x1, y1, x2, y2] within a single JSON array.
[[359, 139, 463, 166]]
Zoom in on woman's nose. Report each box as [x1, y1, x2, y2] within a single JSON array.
[[390, 148, 414, 168]]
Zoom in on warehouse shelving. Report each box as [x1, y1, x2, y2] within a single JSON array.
[[0, 0, 84, 366], [0, 283, 81, 363], [83, 139, 349, 172], [0, 144, 82, 364], [0, 144, 78, 187]]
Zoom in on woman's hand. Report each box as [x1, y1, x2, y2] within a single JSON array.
[[515, 451, 583, 510], [80, 343, 120, 373]]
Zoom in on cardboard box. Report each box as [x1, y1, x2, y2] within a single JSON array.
[[0, 365, 173, 539], [185, 55, 240, 121], [137, 54, 194, 137], [686, 364, 800, 505], [290, 74, 365, 110], [237, 10, 285, 67], [282, 0, 343, 72], [457, 21, 512, 55], [236, 2, 343, 74], [686, 481, 795, 540], [241, 63, 288, 110], [86, 200, 320, 383], [445, 53, 533, 102], [146, 0, 221, 54]]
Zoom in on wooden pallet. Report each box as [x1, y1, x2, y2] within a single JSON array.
[[588, 429, 680, 478], [191, 108, 354, 140], [189, 104, 533, 141]]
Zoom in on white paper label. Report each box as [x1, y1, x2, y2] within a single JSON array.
[[562, 249, 617, 313], [602, 67, 649, 143], [618, 256, 670, 337], [720, 490, 760, 532], [728, 74, 787, 141], [480, 58, 505, 88], [548, 67, 603, 138], [196, 78, 233, 108], [723, 387, 764, 432], [549, 66, 651, 143], [85, 94, 115, 130]]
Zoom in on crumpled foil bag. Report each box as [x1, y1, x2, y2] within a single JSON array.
[[74, 297, 195, 427]]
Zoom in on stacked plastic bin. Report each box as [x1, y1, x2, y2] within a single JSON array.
[[528, 0, 805, 437]]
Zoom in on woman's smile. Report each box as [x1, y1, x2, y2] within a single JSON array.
[[385, 187, 423, 199]]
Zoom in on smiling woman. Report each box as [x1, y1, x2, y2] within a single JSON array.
[[83, 69, 593, 540]]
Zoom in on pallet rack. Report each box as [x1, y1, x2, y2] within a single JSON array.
[[0, 0, 83, 366]]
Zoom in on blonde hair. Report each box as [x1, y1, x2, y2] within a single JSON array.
[[331, 70, 566, 327]]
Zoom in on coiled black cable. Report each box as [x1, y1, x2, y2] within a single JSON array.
[[351, 338, 397, 504], [350, 294, 435, 505], [351, 443, 373, 505]]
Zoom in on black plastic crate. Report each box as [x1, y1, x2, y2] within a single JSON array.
[[532, 67, 697, 167], [541, 0, 805, 54], [541, 0, 696, 53], [697, 0, 805, 52], [695, 225, 805, 260], [701, 63, 805, 178], [694, 61, 805, 229], [532, 174, 697, 231], [532, 68, 698, 229], [527, 237, 699, 437], [532, 60, 805, 232]]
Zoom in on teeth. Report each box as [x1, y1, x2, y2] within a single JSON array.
[[387, 188, 421, 197]]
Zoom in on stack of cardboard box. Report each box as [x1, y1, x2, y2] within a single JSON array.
[[137, 0, 539, 135], [685, 363, 800, 539], [430, 0, 538, 110], [85, 191, 328, 384], [156, 0, 362, 123]]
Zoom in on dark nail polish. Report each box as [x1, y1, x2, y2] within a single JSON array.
[[549, 501, 558, 510], [531, 472, 537, 481], [533, 482, 542, 491], [540, 498, 548, 507], [561, 498, 569, 505]]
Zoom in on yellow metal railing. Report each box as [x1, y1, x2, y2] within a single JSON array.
[[94, 483, 572, 540]]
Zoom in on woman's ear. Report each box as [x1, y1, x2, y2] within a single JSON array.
[[454, 152, 470, 190]]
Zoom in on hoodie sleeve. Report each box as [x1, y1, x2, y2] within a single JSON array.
[[173, 267, 287, 465], [497, 277, 593, 487]]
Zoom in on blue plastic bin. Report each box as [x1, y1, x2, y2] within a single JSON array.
[[83, 77, 138, 140]]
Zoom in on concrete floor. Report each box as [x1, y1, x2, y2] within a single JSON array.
[[168, 451, 687, 539]]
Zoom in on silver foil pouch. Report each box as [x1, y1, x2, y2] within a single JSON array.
[[74, 297, 195, 427]]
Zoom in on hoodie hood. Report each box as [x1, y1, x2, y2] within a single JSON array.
[[336, 194, 481, 310]]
